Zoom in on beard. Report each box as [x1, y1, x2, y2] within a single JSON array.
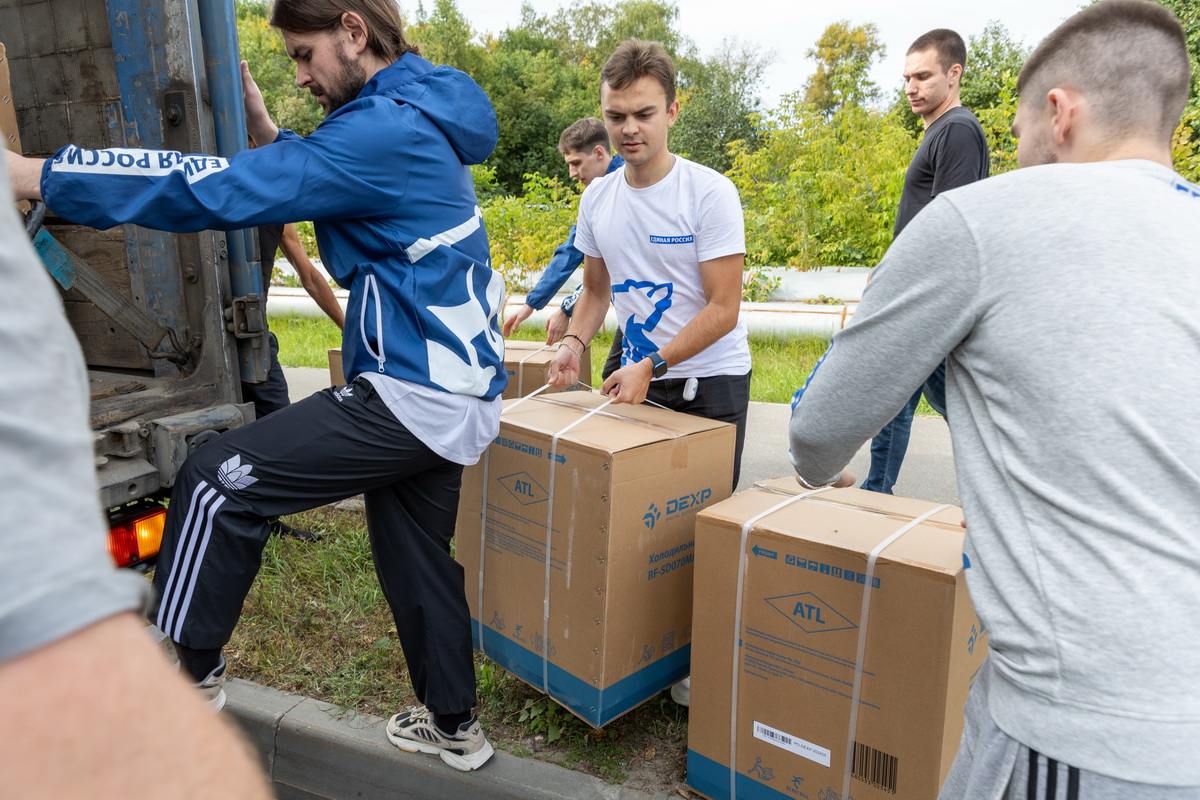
[[319, 44, 367, 116]]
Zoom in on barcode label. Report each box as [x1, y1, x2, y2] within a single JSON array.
[[852, 740, 899, 794], [753, 721, 831, 767]]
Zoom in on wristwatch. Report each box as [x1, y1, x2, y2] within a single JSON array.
[[645, 350, 669, 379]]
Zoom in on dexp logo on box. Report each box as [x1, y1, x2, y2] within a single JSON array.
[[766, 592, 857, 634], [642, 488, 713, 529], [498, 472, 548, 505]]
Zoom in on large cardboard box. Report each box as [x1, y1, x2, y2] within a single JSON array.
[[328, 341, 592, 395], [687, 480, 988, 800], [502, 339, 591, 400], [456, 391, 736, 726], [328, 348, 345, 386]]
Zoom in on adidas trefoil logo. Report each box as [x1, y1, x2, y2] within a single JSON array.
[[217, 454, 259, 492], [334, 385, 355, 402]]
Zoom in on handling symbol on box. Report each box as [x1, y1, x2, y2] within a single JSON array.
[[748, 756, 776, 782]]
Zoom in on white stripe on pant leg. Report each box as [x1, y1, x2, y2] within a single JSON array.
[[158, 482, 223, 638], [158, 481, 216, 634], [169, 492, 227, 641]]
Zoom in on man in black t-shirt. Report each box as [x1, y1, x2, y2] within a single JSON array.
[[860, 28, 989, 494]]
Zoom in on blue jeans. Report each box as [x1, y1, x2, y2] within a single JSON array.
[[860, 362, 947, 494]]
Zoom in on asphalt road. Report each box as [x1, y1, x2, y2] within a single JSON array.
[[282, 367, 958, 507]]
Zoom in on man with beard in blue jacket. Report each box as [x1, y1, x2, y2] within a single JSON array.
[[8, 0, 503, 772]]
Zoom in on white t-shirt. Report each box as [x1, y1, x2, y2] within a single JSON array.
[[362, 373, 500, 466], [574, 155, 751, 378]]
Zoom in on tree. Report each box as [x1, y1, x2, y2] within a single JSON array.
[[672, 39, 771, 174], [236, 0, 324, 136], [729, 98, 912, 269], [409, 0, 490, 80], [1154, 0, 1200, 180], [803, 22, 886, 117]]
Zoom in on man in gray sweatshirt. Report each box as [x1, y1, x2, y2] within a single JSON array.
[[789, 1, 1200, 797]]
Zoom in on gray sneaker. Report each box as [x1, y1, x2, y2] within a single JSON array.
[[386, 707, 494, 771]]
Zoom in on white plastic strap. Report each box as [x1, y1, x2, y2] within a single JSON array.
[[541, 397, 616, 692], [516, 344, 555, 397], [502, 381, 553, 414], [839, 503, 952, 799], [729, 487, 832, 800], [479, 379, 557, 659], [476, 446, 491, 660]]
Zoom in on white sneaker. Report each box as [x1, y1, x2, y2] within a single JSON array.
[[145, 625, 225, 711], [670, 676, 691, 707], [386, 707, 494, 771], [197, 655, 227, 712], [145, 624, 179, 670]]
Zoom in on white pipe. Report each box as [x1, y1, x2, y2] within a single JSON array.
[[266, 264, 867, 338]]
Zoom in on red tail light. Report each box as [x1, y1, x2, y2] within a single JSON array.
[[108, 507, 167, 568]]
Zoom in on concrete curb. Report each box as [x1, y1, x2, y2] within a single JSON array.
[[225, 679, 672, 800]]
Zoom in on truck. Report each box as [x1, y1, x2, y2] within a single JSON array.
[[1, 0, 268, 567]]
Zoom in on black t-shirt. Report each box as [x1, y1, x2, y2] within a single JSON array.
[[257, 223, 284, 300], [893, 106, 989, 237]]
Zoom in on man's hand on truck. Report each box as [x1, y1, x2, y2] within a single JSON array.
[[5, 149, 44, 202]]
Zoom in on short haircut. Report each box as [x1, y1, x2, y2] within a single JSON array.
[[270, 0, 419, 62], [558, 118, 611, 155], [1017, 0, 1189, 144], [907, 29, 967, 74], [600, 39, 676, 107]]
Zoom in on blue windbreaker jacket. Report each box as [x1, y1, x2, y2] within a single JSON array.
[[41, 54, 506, 399], [523, 154, 623, 310]]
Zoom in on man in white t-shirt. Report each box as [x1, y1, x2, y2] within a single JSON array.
[[547, 38, 752, 488]]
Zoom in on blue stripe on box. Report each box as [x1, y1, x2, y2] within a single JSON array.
[[472, 621, 690, 727], [687, 750, 793, 800]]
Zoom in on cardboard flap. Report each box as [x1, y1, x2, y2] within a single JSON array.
[[503, 340, 559, 366], [706, 480, 965, 574], [501, 391, 733, 454]]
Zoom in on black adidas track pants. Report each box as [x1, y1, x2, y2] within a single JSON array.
[[153, 377, 476, 715]]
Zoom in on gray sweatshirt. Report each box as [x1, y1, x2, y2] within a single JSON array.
[[0, 158, 146, 663], [790, 159, 1200, 785]]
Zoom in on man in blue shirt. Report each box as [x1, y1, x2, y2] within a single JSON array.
[[502, 117, 622, 349], [8, 0, 501, 772]]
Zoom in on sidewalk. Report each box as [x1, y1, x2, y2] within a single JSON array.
[[225, 679, 668, 800]]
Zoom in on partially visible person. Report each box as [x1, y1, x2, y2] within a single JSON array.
[[243, 222, 343, 419], [0, 156, 272, 800], [246, 222, 344, 541], [790, 2, 1200, 796], [6, 0, 503, 772], [501, 117, 623, 365], [861, 27, 988, 494]]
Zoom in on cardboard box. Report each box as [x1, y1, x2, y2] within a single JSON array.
[[687, 480, 988, 800], [328, 348, 345, 386], [1, 43, 31, 214], [456, 391, 736, 726], [502, 339, 591, 400], [330, 342, 591, 395]]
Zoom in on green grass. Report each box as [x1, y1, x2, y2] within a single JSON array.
[[268, 310, 939, 414], [203, 504, 691, 791]]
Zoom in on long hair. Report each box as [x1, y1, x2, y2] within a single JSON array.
[[270, 0, 419, 62]]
